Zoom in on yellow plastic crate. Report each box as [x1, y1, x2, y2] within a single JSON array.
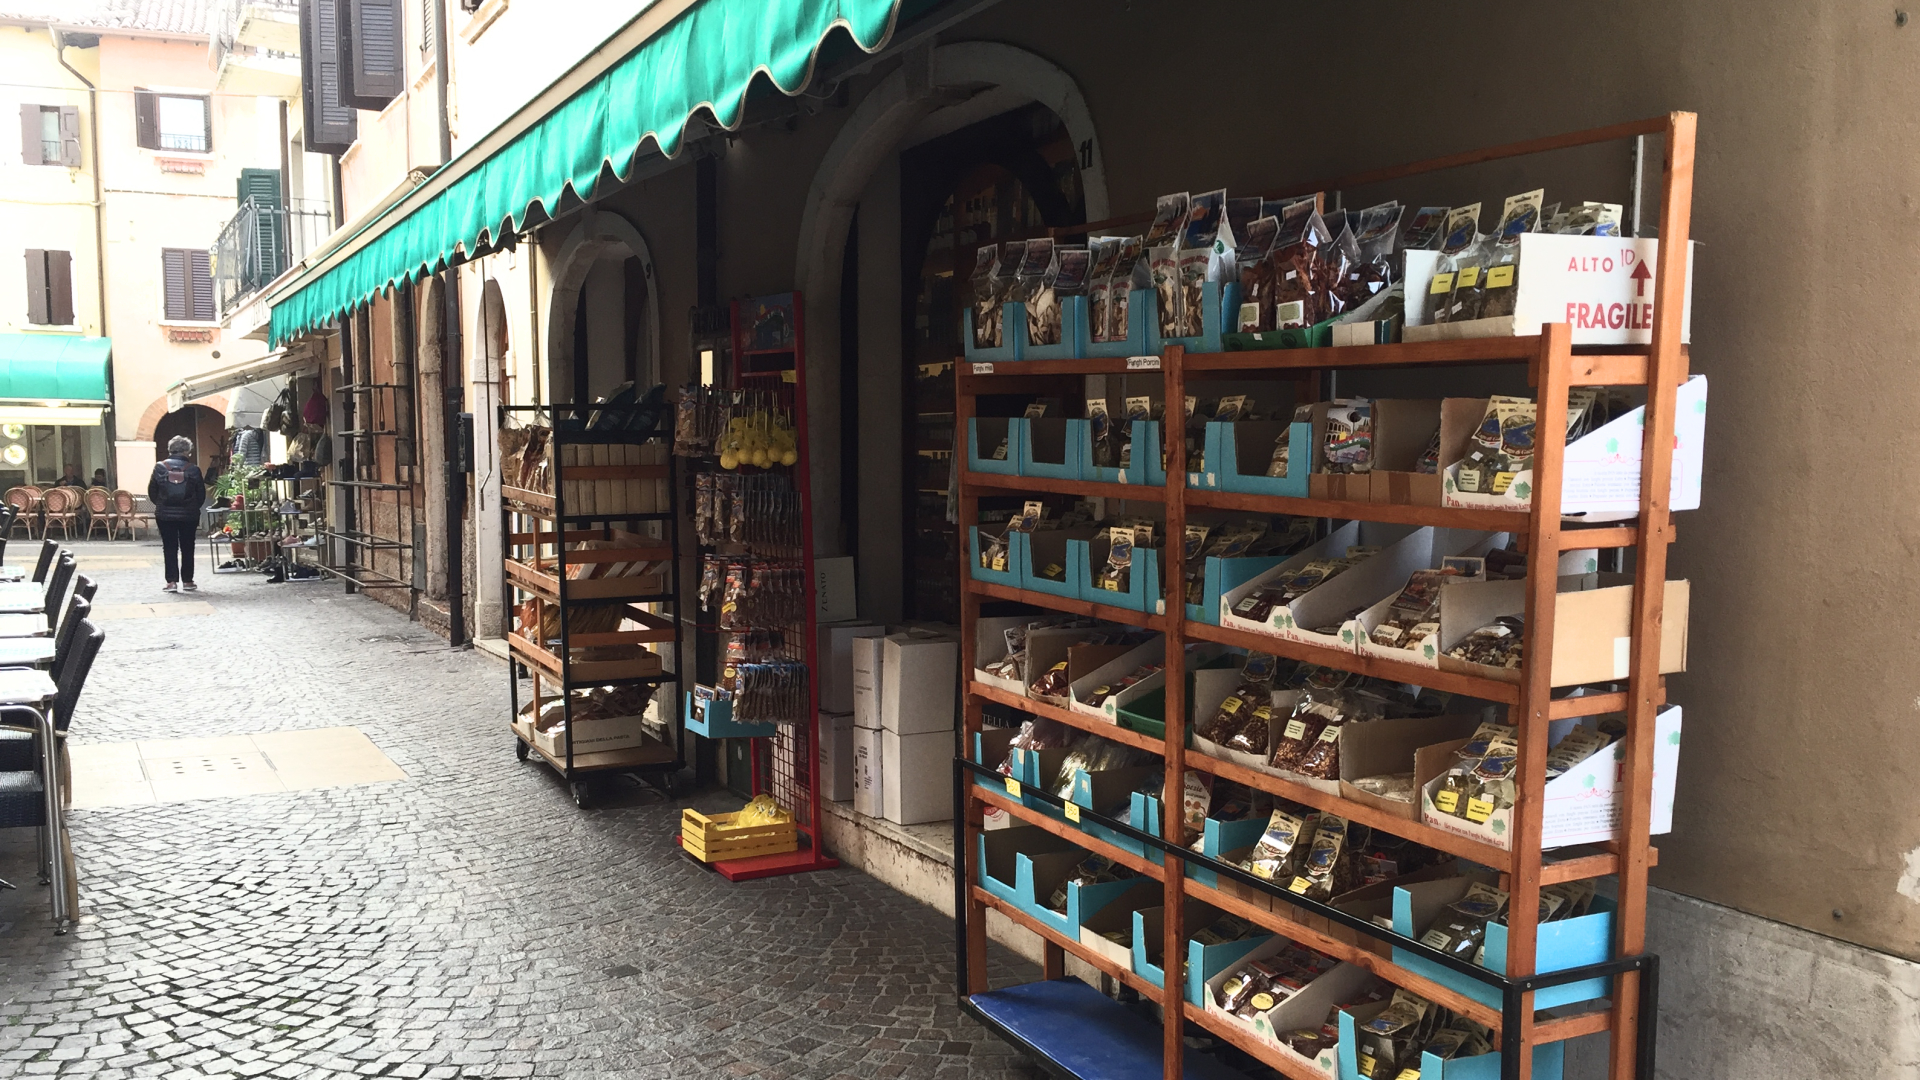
[[680, 808, 798, 863]]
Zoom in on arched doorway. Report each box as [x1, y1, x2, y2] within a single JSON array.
[[152, 404, 225, 469], [544, 210, 660, 407]]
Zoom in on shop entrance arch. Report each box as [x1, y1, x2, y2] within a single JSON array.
[[544, 210, 661, 407]]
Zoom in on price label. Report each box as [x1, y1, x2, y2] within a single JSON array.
[[972, 362, 995, 374], [1064, 802, 1081, 823], [1126, 355, 1162, 370], [1005, 778, 1022, 798]]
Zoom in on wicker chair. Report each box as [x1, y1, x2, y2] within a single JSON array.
[[40, 488, 77, 541], [111, 490, 151, 540], [82, 488, 112, 541], [3, 488, 37, 539]]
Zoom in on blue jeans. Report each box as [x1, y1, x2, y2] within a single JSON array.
[[158, 519, 195, 584]]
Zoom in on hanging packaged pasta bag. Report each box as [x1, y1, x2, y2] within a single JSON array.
[[1085, 237, 1122, 343], [1178, 189, 1227, 337], [1144, 193, 1189, 338], [1110, 235, 1144, 342]]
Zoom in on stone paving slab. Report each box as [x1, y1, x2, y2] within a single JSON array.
[[0, 542, 1047, 1079]]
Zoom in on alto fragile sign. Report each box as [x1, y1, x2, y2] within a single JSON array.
[[1511, 233, 1694, 345]]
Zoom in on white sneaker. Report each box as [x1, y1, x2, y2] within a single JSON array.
[[163, 582, 178, 592]]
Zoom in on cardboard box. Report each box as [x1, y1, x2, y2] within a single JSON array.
[[1431, 576, 1690, 686], [1076, 881, 1165, 970], [972, 615, 1033, 696], [1438, 375, 1709, 520], [1024, 627, 1138, 707], [1402, 235, 1695, 346], [852, 724, 883, 818], [818, 622, 884, 715], [819, 711, 855, 802], [1366, 399, 1443, 506], [1216, 521, 1421, 650], [814, 556, 856, 623], [1332, 714, 1485, 821], [881, 728, 953, 825], [1385, 873, 1616, 1011], [1066, 635, 1165, 722], [1419, 705, 1683, 851], [531, 712, 648, 757], [881, 632, 957, 735], [1198, 935, 1366, 1076], [851, 636, 885, 730]]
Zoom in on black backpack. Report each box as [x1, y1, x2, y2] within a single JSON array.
[[153, 460, 193, 507]]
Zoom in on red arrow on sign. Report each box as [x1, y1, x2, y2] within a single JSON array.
[[1629, 261, 1652, 296]]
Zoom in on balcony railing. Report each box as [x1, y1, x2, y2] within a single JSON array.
[[211, 197, 332, 318]]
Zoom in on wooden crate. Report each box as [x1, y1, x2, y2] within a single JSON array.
[[680, 808, 799, 863]]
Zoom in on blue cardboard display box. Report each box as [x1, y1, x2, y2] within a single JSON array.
[[1084, 288, 1153, 358], [968, 526, 1022, 587], [967, 417, 1021, 476], [1213, 419, 1314, 498], [962, 303, 1023, 363], [1075, 534, 1164, 614], [1017, 418, 1086, 479], [684, 688, 777, 739], [1388, 878, 1617, 1011]]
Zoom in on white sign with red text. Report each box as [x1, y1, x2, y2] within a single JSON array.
[[1403, 234, 1693, 346]]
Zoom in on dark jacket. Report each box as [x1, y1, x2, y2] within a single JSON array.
[[147, 457, 206, 523]]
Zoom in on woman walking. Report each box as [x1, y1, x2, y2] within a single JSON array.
[[148, 436, 206, 592]]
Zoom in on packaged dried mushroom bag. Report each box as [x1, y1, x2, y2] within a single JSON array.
[[1321, 217, 1363, 316], [1144, 193, 1189, 339], [1247, 810, 1308, 880], [1288, 813, 1349, 900], [1558, 201, 1623, 236], [1178, 189, 1227, 338], [1419, 882, 1510, 957], [1346, 201, 1404, 304], [1095, 525, 1135, 594], [1269, 198, 1331, 330], [1085, 238, 1122, 343], [1265, 403, 1314, 478], [1427, 203, 1481, 325], [1109, 236, 1144, 342], [1368, 567, 1465, 650], [1233, 214, 1282, 334], [969, 246, 1001, 349], [1401, 205, 1452, 252], [1479, 189, 1544, 320], [1023, 241, 1062, 347], [1197, 651, 1279, 745], [990, 240, 1028, 343]]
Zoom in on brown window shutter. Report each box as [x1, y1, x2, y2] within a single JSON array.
[[20, 104, 42, 166], [161, 249, 187, 320], [46, 250, 73, 326], [189, 249, 214, 321], [57, 106, 80, 167], [24, 250, 48, 324], [199, 97, 213, 153], [134, 89, 158, 149], [342, 0, 404, 109]]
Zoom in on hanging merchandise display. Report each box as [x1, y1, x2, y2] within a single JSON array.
[[673, 292, 838, 880], [499, 391, 684, 808], [951, 113, 1699, 1080]]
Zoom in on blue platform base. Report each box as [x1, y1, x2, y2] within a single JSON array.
[[966, 978, 1251, 1080]]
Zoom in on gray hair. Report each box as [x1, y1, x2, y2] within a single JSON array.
[[167, 436, 193, 457]]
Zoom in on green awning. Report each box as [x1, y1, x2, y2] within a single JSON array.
[[269, 0, 902, 346], [0, 334, 112, 404]]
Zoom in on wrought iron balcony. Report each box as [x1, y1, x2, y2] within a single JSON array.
[[211, 196, 331, 318]]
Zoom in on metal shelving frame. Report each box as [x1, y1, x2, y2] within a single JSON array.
[[500, 401, 685, 807], [953, 112, 1697, 1080]]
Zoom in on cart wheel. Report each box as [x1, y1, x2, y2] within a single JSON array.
[[571, 779, 593, 808], [514, 738, 529, 761]]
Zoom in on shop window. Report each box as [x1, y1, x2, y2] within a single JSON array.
[[133, 89, 211, 153], [24, 249, 73, 326], [19, 104, 79, 166], [161, 248, 215, 322]]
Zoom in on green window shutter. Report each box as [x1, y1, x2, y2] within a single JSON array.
[[238, 167, 285, 284]]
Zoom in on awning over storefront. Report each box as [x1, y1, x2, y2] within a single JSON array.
[[0, 334, 112, 404], [266, 0, 903, 346], [166, 348, 318, 413]]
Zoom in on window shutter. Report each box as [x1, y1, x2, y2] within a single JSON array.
[[420, 0, 434, 55], [190, 250, 215, 321], [20, 105, 42, 166], [198, 96, 213, 153], [57, 106, 80, 166], [161, 249, 188, 321], [342, 0, 404, 110], [238, 167, 284, 278], [24, 250, 48, 325], [134, 88, 158, 150], [299, 0, 358, 154], [46, 250, 72, 326]]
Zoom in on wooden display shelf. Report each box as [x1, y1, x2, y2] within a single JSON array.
[[963, 469, 1166, 503], [971, 886, 1162, 999], [956, 112, 1696, 1080], [970, 680, 1166, 755], [509, 716, 676, 773], [503, 554, 670, 605], [958, 356, 1168, 379], [966, 579, 1173, 632], [1180, 1001, 1330, 1080]]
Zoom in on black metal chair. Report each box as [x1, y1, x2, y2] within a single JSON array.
[[0, 504, 16, 561], [71, 574, 94, 606], [29, 540, 56, 584], [0, 605, 99, 774], [33, 554, 74, 631], [0, 621, 101, 930]]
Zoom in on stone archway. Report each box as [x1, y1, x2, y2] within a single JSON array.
[[544, 210, 661, 402], [136, 393, 229, 442], [791, 42, 1108, 553]]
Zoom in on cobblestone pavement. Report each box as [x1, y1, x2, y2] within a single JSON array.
[[0, 542, 1043, 1079]]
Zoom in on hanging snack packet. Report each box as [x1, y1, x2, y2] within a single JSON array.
[[1401, 205, 1452, 251], [1214, 393, 1249, 423], [1097, 525, 1135, 594], [1480, 189, 1544, 320], [1490, 398, 1537, 495], [1266, 403, 1314, 478], [969, 246, 1001, 349], [1558, 201, 1623, 236], [1087, 397, 1113, 468], [1427, 204, 1481, 325], [1248, 810, 1308, 880], [1178, 189, 1227, 337], [1323, 399, 1374, 473]]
